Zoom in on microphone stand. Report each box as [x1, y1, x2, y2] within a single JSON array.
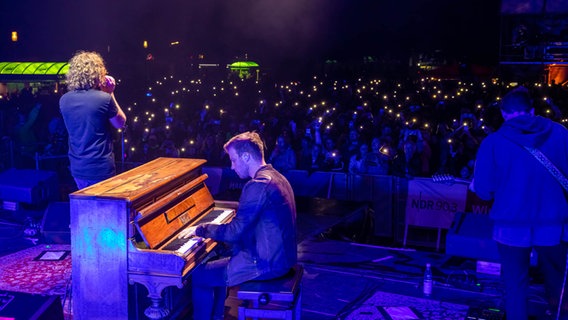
[[121, 125, 127, 172]]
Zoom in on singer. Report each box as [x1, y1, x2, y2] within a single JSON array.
[[60, 51, 127, 189]]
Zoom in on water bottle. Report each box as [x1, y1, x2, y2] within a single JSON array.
[[530, 248, 538, 267], [423, 263, 433, 297]]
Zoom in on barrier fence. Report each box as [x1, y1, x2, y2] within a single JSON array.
[[202, 167, 494, 247], [1, 149, 494, 249]]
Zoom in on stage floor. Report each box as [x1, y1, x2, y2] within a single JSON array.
[[0, 197, 555, 320]]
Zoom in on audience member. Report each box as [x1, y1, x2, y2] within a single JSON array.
[[364, 137, 391, 175], [268, 134, 297, 173], [12, 101, 42, 167], [393, 134, 422, 178], [348, 143, 370, 174]]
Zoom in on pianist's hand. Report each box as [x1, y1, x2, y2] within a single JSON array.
[[179, 226, 198, 239]]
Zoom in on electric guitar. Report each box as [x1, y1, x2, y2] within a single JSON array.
[[431, 173, 471, 185]]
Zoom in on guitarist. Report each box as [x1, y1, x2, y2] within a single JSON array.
[[470, 86, 568, 319]]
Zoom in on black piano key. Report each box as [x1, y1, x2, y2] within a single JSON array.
[[197, 209, 229, 224], [162, 209, 229, 252], [163, 237, 194, 251]]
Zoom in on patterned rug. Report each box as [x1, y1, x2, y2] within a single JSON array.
[[343, 291, 469, 320], [0, 244, 71, 296]]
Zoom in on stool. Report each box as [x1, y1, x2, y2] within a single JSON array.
[[237, 264, 303, 320]]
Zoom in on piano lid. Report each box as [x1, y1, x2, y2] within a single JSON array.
[[69, 158, 207, 207]]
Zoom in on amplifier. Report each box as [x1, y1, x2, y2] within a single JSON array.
[[0, 291, 64, 320], [0, 169, 58, 205], [446, 212, 500, 262]]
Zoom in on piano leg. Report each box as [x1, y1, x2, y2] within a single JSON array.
[[129, 275, 183, 320], [145, 296, 169, 320], [144, 295, 170, 320]]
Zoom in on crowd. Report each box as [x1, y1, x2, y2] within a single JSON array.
[[1, 69, 567, 180]]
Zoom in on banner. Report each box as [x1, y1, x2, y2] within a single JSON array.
[[405, 178, 468, 229], [465, 190, 494, 215]]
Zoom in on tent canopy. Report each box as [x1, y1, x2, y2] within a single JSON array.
[[0, 62, 68, 82], [229, 61, 259, 69]]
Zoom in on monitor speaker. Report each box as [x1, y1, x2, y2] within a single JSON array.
[[446, 212, 500, 262]]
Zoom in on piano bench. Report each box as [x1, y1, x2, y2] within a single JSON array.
[[236, 264, 303, 320]]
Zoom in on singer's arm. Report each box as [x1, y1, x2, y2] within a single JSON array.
[[109, 93, 127, 129], [102, 75, 127, 129]]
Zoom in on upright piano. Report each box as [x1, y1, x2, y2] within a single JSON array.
[[70, 158, 237, 319]]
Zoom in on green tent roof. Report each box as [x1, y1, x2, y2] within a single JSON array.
[[0, 62, 68, 82], [229, 61, 259, 69]]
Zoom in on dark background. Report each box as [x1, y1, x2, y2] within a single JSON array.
[[1, 1, 501, 71]]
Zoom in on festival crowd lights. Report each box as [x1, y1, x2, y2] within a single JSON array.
[[107, 70, 566, 161]]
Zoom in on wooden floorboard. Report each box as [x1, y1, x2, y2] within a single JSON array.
[[0, 198, 555, 319]]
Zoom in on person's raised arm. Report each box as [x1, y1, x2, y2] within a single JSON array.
[[109, 93, 126, 129], [101, 76, 126, 129]]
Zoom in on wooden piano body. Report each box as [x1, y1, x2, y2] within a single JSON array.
[[70, 157, 236, 319]]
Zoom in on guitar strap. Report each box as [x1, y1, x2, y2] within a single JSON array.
[[522, 146, 568, 193], [500, 132, 568, 193]]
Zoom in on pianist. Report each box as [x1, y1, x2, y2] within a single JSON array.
[[186, 131, 297, 319]]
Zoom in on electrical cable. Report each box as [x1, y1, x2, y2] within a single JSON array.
[[120, 125, 127, 172], [555, 250, 568, 320]]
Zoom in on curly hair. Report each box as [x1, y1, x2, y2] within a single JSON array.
[[65, 51, 107, 91]]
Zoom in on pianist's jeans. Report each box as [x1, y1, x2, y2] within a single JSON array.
[[191, 257, 229, 320], [74, 177, 103, 190]]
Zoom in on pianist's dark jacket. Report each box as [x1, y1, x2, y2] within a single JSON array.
[[196, 164, 298, 286]]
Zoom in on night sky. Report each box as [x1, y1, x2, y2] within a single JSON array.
[[1, 0, 501, 72]]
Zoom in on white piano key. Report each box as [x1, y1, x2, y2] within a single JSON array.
[[175, 237, 203, 255], [211, 209, 233, 224], [178, 226, 197, 239]]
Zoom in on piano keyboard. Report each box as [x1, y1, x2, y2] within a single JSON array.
[[164, 208, 234, 255], [199, 208, 233, 225], [175, 237, 202, 255]]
